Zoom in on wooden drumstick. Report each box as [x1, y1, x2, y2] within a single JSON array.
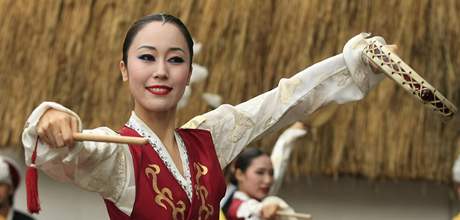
[[73, 133, 148, 145], [276, 211, 312, 219]]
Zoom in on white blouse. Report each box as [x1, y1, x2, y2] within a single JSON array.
[[22, 33, 386, 216]]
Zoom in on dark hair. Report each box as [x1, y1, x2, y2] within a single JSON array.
[[229, 147, 268, 186], [8, 194, 13, 206], [7, 161, 19, 206], [122, 13, 194, 65]]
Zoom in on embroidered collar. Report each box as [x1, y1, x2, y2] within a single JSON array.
[[125, 112, 193, 201]]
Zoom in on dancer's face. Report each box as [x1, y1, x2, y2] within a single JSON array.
[[0, 183, 12, 208], [120, 21, 192, 114], [236, 155, 274, 200]]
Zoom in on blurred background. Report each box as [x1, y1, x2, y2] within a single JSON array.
[[0, 0, 459, 219]]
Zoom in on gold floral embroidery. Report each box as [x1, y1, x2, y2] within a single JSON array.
[[194, 162, 213, 220], [181, 115, 207, 129], [230, 110, 255, 143], [279, 77, 302, 104], [145, 164, 186, 220]]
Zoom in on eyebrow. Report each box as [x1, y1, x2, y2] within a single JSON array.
[[137, 45, 185, 53]]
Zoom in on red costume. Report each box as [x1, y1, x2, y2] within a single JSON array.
[[226, 198, 244, 220], [105, 126, 226, 220]]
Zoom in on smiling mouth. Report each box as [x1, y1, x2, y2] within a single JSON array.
[[260, 187, 270, 194], [146, 85, 172, 96]]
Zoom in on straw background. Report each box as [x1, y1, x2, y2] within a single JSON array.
[[0, 0, 458, 182]]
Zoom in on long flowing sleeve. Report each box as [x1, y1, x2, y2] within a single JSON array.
[[453, 154, 460, 183], [269, 127, 307, 195], [21, 102, 136, 215], [181, 33, 386, 168]]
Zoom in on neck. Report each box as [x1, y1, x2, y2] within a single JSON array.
[[134, 107, 177, 147]]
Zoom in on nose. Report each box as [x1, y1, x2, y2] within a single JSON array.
[[152, 60, 169, 79]]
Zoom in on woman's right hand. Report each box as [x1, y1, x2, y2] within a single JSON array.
[[36, 109, 78, 148], [260, 203, 280, 220], [290, 121, 306, 130]]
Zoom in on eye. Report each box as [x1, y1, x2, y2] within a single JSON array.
[[168, 56, 185, 64], [255, 170, 265, 175], [138, 54, 155, 61]]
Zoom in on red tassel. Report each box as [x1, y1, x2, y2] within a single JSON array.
[[26, 138, 41, 214]]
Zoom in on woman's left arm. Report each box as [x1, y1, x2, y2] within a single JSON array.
[[182, 33, 386, 168]]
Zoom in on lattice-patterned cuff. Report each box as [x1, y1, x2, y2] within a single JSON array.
[[363, 39, 457, 118]]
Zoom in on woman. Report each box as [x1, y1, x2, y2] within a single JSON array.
[[221, 122, 307, 220], [225, 148, 278, 220], [22, 13, 391, 220], [225, 146, 304, 220]]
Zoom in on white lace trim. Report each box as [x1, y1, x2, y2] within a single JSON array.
[[125, 112, 193, 201]]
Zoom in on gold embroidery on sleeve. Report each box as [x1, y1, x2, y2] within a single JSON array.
[[181, 115, 207, 129], [279, 77, 302, 104], [194, 162, 213, 220], [230, 111, 255, 143], [145, 164, 186, 220]]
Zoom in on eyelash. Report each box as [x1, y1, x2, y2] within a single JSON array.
[[168, 56, 185, 63], [138, 54, 155, 61], [138, 55, 185, 64], [255, 170, 273, 176]]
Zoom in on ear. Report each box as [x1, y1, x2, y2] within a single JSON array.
[[120, 60, 129, 82], [186, 65, 192, 85], [235, 169, 245, 183]]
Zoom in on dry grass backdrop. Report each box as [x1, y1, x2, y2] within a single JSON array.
[[0, 0, 458, 182]]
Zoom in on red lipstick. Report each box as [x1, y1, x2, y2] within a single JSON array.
[[146, 85, 172, 96], [260, 187, 270, 194]]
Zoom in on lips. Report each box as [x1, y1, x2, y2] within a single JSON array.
[[260, 187, 270, 194], [145, 85, 173, 96]]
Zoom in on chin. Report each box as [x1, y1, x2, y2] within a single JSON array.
[[254, 193, 268, 201], [137, 100, 178, 113]]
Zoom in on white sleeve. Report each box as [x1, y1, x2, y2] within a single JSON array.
[[236, 199, 263, 220], [261, 196, 299, 220], [22, 102, 136, 215], [453, 155, 460, 183], [236, 196, 298, 220], [269, 128, 307, 195], [181, 33, 386, 168]]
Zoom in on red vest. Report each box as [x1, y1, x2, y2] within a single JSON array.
[[104, 126, 226, 220], [226, 199, 244, 220]]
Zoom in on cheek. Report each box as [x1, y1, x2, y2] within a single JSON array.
[[0, 187, 9, 196], [127, 65, 151, 86], [172, 67, 191, 84], [128, 65, 147, 79], [246, 173, 262, 185]]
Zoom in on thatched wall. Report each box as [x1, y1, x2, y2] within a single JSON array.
[[0, 0, 458, 182]]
